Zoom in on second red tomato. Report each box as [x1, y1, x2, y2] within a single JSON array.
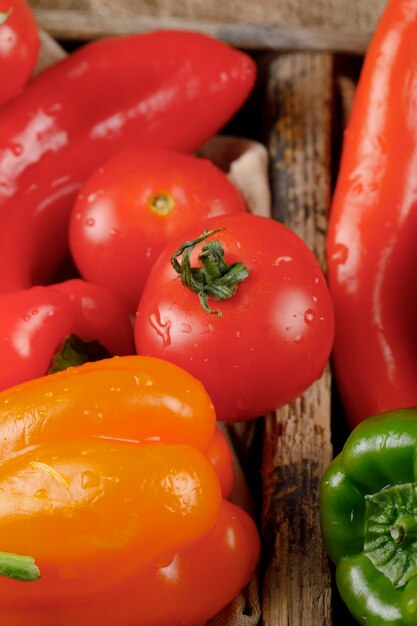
[[69, 148, 247, 312]]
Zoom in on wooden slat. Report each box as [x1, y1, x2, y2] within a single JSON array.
[[261, 52, 333, 625], [29, 0, 386, 35], [34, 8, 372, 54]]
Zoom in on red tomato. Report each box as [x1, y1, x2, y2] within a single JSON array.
[[0, 0, 39, 106], [69, 148, 247, 312], [135, 213, 335, 422]]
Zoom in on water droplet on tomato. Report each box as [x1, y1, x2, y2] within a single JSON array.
[[149, 311, 171, 347], [46, 103, 62, 115], [274, 255, 292, 266], [293, 334, 303, 344], [304, 309, 315, 326], [85, 217, 95, 227]]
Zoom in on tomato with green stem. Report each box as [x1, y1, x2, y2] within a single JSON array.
[[135, 213, 335, 422], [69, 148, 247, 312]]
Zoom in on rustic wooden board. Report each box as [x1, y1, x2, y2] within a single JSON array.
[[29, 0, 386, 34], [33, 8, 372, 54], [261, 52, 333, 626]]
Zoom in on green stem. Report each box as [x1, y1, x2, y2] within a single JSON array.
[[391, 515, 417, 546], [171, 228, 249, 317], [48, 334, 111, 374], [0, 8, 12, 25], [0, 551, 40, 582]]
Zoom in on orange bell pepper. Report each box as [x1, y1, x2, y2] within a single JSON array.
[[0, 355, 259, 625]]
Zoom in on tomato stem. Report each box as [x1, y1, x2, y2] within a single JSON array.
[[0, 551, 40, 582], [0, 8, 12, 24], [171, 228, 249, 317], [48, 334, 111, 374]]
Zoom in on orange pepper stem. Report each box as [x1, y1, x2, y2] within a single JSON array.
[[48, 334, 111, 374], [0, 551, 40, 582], [170, 228, 249, 317]]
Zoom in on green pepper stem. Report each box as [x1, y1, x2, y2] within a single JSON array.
[[48, 334, 111, 374], [0, 551, 40, 582], [171, 228, 249, 317], [391, 516, 417, 546]]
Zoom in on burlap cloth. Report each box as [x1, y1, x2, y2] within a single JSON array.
[[35, 30, 270, 625]]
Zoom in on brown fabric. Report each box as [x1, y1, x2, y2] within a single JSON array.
[[198, 136, 271, 219]]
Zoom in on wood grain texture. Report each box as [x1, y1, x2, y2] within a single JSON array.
[[261, 53, 333, 626], [29, 0, 386, 33], [33, 8, 372, 54]]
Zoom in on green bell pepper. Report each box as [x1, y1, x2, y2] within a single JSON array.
[[320, 408, 417, 625]]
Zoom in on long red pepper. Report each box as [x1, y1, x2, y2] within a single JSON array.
[[0, 30, 256, 291], [327, 0, 417, 429]]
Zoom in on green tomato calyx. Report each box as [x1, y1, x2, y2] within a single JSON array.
[[171, 228, 249, 317]]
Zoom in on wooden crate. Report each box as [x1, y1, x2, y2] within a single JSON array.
[[29, 2, 379, 624]]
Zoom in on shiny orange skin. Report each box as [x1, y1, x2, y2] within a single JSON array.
[[0, 501, 260, 626], [0, 356, 232, 612], [0, 355, 217, 457]]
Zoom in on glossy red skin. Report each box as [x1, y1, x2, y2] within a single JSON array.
[[0, 500, 259, 626], [0, 0, 39, 106], [0, 30, 256, 292], [0, 278, 134, 391], [69, 148, 247, 312], [207, 427, 235, 499], [135, 213, 335, 422], [327, 0, 417, 429]]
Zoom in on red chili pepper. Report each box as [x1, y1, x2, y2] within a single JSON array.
[[327, 0, 417, 428], [0, 278, 134, 391], [0, 30, 256, 292], [0, 0, 39, 107]]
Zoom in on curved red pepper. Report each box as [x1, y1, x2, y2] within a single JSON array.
[[0, 278, 134, 391], [327, 0, 417, 429], [0, 30, 256, 291]]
